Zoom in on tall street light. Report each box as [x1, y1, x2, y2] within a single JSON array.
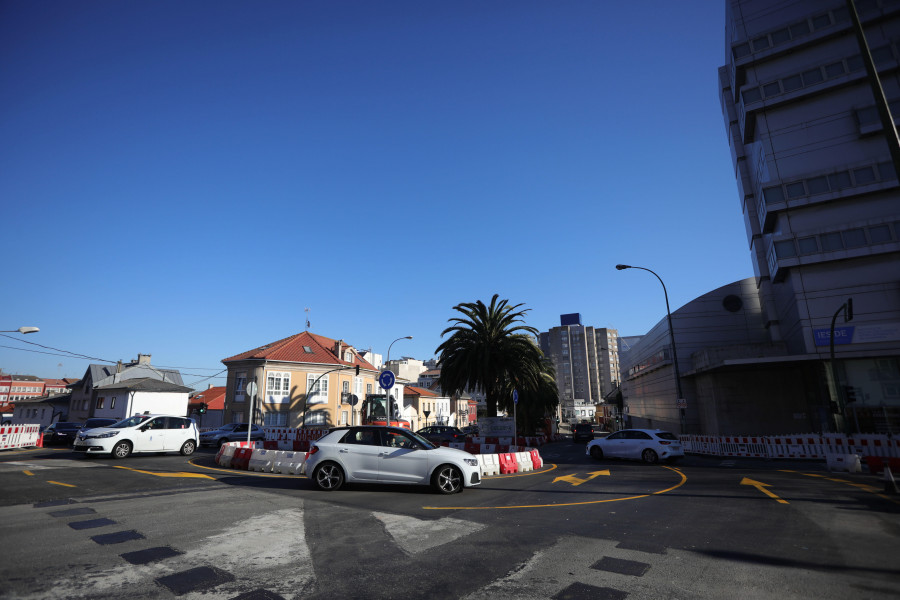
[[615, 264, 686, 433], [1, 327, 40, 334], [385, 336, 412, 426]]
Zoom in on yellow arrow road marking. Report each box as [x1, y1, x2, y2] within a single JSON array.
[[23, 470, 33, 476], [48, 481, 76, 488], [553, 470, 611, 486], [114, 466, 214, 479], [740, 477, 788, 504]]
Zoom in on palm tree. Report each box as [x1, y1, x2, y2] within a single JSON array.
[[436, 294, 552, 418]]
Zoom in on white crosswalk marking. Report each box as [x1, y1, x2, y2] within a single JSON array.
[[373, 511, 486, 554]]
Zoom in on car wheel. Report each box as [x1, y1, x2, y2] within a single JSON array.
[[180, 440, 196, 456], [217, 437, 228, 448], [642, 449, 659, 464], [112, 441, 132, 459], [433, 464, 463, 494], [589, 446, 603, 460], [314, 462, 344, 491]]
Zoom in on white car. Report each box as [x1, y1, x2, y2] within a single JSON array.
[[73, 414, 199, 458], [303, 426, 481, 494], [586, 429, 684, 464]]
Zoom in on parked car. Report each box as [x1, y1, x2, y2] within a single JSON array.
[[303, 425, 481, 494], [585, 429, 684, 464], [572, 423, 595, 443], [415, 425, 466, 445], [72, 414, 199, 458], [198, 423, 266, 447], [42, 422, 82, 446], [78, 418, 117, 438]]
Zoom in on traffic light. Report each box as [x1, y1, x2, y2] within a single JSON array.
[[198, 403, 208, 414]]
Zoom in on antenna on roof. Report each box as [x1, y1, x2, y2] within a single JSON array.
[[305, 307, 311, 331]]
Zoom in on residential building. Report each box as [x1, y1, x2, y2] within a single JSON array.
[[385, 357, 426, 383], [91, 378, 193, 420], [405, 385, 451, 428], [221, 331, 379, 428], [44, 378, 77, 396], [1, 374, 45, 402], [538, 314, 621, 424], [713, 0, 900, 433], [68, 355, 184, 422], [189, 385, 226, 429], [11, 393, 72, 427]]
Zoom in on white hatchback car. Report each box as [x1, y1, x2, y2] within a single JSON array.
[[303, 426, 481, 494], [586, 429, 684, 464], [73, 414, 199, 458]]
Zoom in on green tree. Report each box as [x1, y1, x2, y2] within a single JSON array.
[[436, 295, 555, 419]]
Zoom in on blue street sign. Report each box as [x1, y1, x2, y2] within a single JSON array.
[[813, 326, 855, 347], [378, 370, 395, 390], [513, 389, 519, 404]]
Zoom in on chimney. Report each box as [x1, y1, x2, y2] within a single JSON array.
[[138, 354, 151, 365], [208, 384, 214, 390], [334, 339, 343, 358]]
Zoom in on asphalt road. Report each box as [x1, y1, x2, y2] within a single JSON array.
[[0, 441, 898, 599]]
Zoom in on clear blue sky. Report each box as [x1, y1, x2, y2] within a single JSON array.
[[1, 1, 750, 387]]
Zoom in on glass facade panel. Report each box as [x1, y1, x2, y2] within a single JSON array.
[[868, 224, 892, 243], [774, 240, 797, 258], [763, 82, 781, 97], [824, 62, 844, 78], [763, 186, 785, 204], [828, 171, 851, 189], [790, 22, 810, 37], [743, 87, 762, 103], [854, 166, 876, 185], [782, 74, 803, 92], [802, 68, 824, 85], [786, 181, 806, 198], [798, 237, 818, 254], [806, 176, 829, 194], [843, 229, 867, 248], [820, 232, 844, 251]]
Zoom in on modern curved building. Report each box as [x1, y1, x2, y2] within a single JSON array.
[[621, 0, 900, 435]]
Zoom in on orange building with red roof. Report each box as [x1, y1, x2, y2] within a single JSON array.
[[221, 331, 379, 428]]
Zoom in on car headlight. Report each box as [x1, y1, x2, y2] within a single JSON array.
[[91, 431, 119, 439], [464, 458, 478, 467]]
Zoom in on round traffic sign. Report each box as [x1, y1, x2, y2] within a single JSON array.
[[378, 370, 395, 390]]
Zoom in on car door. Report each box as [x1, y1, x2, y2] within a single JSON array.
[[337, 428, 383, 481], [627, 431, 654, 459], [600, 431, 629, 458], [164, 417, 191, 450], [379, 429, 429, 484], [132, 417, 167, 452]]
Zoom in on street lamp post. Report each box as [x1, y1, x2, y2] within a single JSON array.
[[385, 336, 412, 426], [615, 264, 686, 433], [0, 327, 40, 334]]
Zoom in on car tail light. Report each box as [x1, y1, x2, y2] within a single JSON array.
[[305, 446, 319, 460]]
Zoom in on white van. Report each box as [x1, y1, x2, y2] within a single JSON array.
[[73, 414, 199, 458]]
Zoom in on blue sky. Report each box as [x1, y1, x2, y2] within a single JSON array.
[[1, 1, 750, 386]]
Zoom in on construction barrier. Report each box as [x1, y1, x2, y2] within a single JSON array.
[[0, 425, 41, 450], [678, 433, 900, 465]]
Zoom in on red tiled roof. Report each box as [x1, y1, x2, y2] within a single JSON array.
[[189, 386, 226, 410], [404, 385, 438, 397], [222, 331, 377, 372]]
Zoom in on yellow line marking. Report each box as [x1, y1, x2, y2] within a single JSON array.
[[424, 465, 687, 510], [113, 466, 214, 479], [47, 481, 75, 488], [23, 470, 34, 476], [740, 477, 789, 504]]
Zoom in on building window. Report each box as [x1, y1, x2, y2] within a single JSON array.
[[798, 237, 818, 255], [110, 397, 117, 410], [367, 384, 373, 395], [340, 410, 348, 425], [263, 412, 288, 427], [234, 372, 247, 403], [869, 224, 892, 243], [843, 228, 867, 248], [307, 373, 328, 405], [266, 372, 291, 403], [820, 232, 844, 251], [774, 240, 797, 258], [343, 381, 350, 393], [96, 397, 104, 409]]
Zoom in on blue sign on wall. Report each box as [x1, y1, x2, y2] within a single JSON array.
[[813, 326, 855, 346]]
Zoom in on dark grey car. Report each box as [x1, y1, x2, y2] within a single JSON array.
[[199, 423, 265, 447]]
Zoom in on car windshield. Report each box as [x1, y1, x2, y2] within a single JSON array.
[[56, 423, 81, 430], [111, 415, 152, 429], [655, 431, 678, 441]]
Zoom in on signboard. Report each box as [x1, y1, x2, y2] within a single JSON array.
[[513, 389, 519, 404], [378, 370, 395, 390], [246, 381, 258, 398], [478, 417, 515, 437], [676, 398, 687, 409], [813, 322, 900, 346]]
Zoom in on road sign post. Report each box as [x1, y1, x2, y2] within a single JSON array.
[[378, 370, 396, 427]]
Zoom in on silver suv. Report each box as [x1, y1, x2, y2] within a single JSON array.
[[199, 423, 266, 447]]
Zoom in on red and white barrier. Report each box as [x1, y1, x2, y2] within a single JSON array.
[[678, 433, 900, 462], [0, 425, 41, 450]]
